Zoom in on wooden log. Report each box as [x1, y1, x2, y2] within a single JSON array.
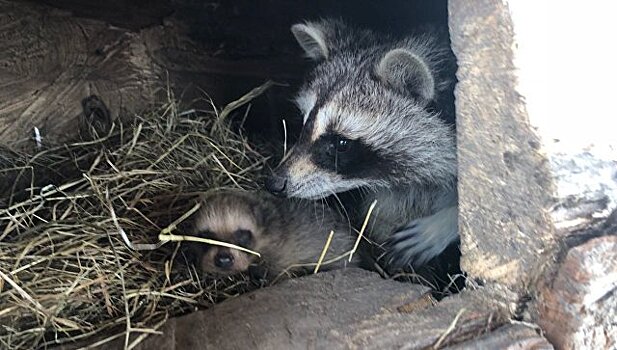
[[447, 324, 553, 350], [0, 0, 160, 145], [537, 235, 617, 350], [104, 269, 551, 350], [450, 1, 617, 348], [449, 0, 555, 289], [0, 0, 303, 147]]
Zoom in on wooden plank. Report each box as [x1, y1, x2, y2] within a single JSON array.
[[450, 1, 616, 347]]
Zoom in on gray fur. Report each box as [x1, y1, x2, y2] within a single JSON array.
[[291, 23, 330, 60], [258, 193, 358, 275], [271, 19, 459, 269], [375, 48, 435, 101]]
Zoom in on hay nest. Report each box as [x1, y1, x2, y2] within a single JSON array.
[[0, 83, 272, 349]]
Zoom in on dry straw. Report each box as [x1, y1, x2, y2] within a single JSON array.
[[0, 83, 272, 349]]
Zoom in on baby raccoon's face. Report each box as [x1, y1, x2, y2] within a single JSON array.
[[189, 192, 265, 275], [197, 228, 256, 275]]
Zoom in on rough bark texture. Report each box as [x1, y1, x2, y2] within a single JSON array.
[[446, 324, 553, 350], [449, 0, 555, 288], [450, 1, 617, 349]]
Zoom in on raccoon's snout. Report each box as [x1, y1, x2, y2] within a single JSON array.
[[214, 252, 234, 269], [265, 174, 287, 197]]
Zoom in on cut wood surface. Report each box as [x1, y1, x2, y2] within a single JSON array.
[[0, 0, 303, 147], [446, 324, 553, 350], [0, 0, 159, 145]]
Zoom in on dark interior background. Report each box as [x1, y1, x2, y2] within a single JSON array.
[[26, 0, 449, 145]]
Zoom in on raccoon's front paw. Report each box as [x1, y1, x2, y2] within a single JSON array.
[[385, 206, 459, 269]]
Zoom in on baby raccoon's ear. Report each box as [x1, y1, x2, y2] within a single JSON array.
[[249, 202, 268, 228], [376, 48, 435, 101]]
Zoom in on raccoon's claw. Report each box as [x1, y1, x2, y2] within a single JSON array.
[[385, 223, 436, 268], [384, 206, 459, 269], [387, 223, 418, 246]]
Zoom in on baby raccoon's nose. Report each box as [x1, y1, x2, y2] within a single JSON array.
[[214, 252, 234, 269], [265, 174, 287, 197]]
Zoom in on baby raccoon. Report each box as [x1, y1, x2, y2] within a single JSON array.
[[185, 190, 357, 280]]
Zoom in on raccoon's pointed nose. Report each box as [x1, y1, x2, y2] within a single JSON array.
[[214, 252, 234, 269], [265, 175, 287, 197]]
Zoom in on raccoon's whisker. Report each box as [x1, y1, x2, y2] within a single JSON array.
[[320, 196, 327, 225], [331, 191, 352, 232], [276, 120, 296, 167], [313, 198, 319, 222], [281, 119, 288, 162], [359, 186, 372, 197], [310, 197, 326, 226]]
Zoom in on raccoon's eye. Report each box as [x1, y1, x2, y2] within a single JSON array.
[[336, 137, 351, 153], [234, 229, 253, 247]]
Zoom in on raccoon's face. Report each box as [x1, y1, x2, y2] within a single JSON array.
[[266, 85, 400, 199], [265, 20, 456, 199], [188, 192, 267, 275]]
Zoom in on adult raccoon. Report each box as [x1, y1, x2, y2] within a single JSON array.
[[265, 19, 458, 270]]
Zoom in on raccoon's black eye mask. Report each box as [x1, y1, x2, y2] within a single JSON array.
[[234, 229, 253, 248], [324, 134, 353, 157], [196, 229, 216, 239], [311, 133, 384, 178]]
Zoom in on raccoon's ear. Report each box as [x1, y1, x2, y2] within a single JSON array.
[[249, 202, 268, 228], [291, 22, 329, 60], [376, 49, 435, 101]]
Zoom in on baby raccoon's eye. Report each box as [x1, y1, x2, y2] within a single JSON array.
[[234, 229, 253, 247]]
